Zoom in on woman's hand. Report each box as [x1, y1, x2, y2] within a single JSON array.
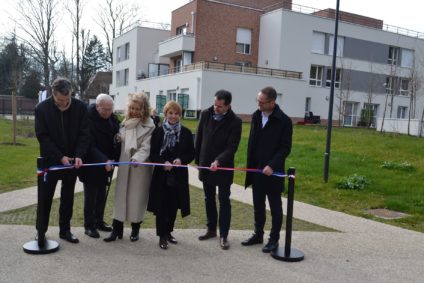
[[164, 161, 173, 171]]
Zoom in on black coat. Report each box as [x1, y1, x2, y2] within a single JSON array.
[[195, 106, 242, 186], [35, 96, 90, 168], [147, 125, 195, 217], [245, 104, 293, 192], [79, 104, 121, 185]]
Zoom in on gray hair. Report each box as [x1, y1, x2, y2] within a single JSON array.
[[96, 93, 114, 105]]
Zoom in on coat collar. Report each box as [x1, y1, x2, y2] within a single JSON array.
[[254, 104, 284, 122]]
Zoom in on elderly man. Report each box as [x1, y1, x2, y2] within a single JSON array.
[[80, 94, 120, 238], [35, 77, 90, 245]]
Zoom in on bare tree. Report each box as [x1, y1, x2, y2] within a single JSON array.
[[335, 59, 352, 127], [15, 0, 59, 89], [97, 0, 142, 65]]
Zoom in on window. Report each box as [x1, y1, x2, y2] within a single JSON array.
[[401, 49, 413, 68], [124, 43, 130, 60], [236, 28, 251, 54], [325, 68, 341, 88], [116, 47, 121, 62], [363, 103, 378, 127], [397, 106, 408, 119], [311, 32, 325, 54], [116, 70, 121, 86], [167, 90, 177, 101], [388, 46, 399, 65], [124, 69, 129, 86], [156, 94, 167, 114], [305, 97, 311, 115], [343, 101, 359, 127], [178, 90, 189, 110], [309, 65, 323, 86], [328, 35, 344, 57], [400, 79, 410, 96], [176, 25, 187, 35], [115, 68, 128, 86], [385, 77, 395, 94]]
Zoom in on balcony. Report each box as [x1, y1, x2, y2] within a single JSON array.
[[142, 61, 302, 80], [158, 34, 195, 58]]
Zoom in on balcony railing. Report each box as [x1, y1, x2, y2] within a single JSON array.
[[142, 61, 302, 80]]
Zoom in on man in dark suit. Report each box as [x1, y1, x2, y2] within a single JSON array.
[[80, 94, 120, 238], [35, 77, 90, 245], [242, 86, 293, 253], [195, 90, 242, 250]]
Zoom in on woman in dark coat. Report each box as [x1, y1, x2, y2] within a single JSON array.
[[148, 101, 195, 249]]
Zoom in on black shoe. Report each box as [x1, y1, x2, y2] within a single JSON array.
[[97, 222, 113, 232], [159, 236, 168, 249], [220, 237, 230, 250], [59, 231, 79, 244], [262, 240, 279, 253], [241, 233, 263, 246], [167, 233, 178, 244], [104, 230, 123, 242], [198, 230, 217, 241], [35, 232, 46, 248], [130, 231, 139, 242], [85, 228, 100, 238]]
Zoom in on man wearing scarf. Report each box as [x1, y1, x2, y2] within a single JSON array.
[[34, 77, 90, 246], [195, 90, 242, 250]]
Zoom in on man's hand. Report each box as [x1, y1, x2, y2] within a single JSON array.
[[74, 158, 83, 169], [130, 158, 138, 168], [105, 160, 114, 172], [61, 156, 74, 166], [210, 160, 219, 172], [262, 165, 273, 176], [164, 161, 173, 171], [173, 158, 182, 166]]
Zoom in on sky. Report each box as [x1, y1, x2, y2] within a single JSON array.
[[0, 0, 423, 47]]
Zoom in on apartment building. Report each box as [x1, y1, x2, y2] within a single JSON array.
[[110, 0, 424, 127]]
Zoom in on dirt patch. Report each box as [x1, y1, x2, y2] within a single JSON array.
[[366, 208, 409, 220]]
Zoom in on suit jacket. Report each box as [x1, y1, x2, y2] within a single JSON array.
[[147, 125, 195, 217], [195, 106, 242, 186], [245, 104, 293, 192]]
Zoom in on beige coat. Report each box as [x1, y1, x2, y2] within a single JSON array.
[[114, 118, 154, 223]]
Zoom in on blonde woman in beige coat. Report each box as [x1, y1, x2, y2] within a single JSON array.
[[104, 93, 155, 242]]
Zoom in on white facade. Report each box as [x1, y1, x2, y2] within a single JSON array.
[[110, 7, 424, 126]]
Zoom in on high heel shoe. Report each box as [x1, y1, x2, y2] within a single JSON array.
[[159, 236, 168, 249], [103, 230, 123, 242], [130, 222, 140, 242], [103, 219, 123, 242]]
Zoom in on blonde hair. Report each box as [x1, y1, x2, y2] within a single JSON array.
[[126, 92, 151, 122], [163, 101, 182, 116]]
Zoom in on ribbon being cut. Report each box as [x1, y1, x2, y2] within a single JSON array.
[[37, 161, 292, 181]]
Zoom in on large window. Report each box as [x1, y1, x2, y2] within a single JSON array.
[[156, 94, 167, 115], [325, 68, 341, 88], [311, 32, 325, 54], [178, 89, 189, 110], [385, 77, 395, 94], [236, 28, 251, 54], [176, 25, 187, 35], [167, 90, 177, 101], [363, 103, 378, 127], [328, 35, 344, 57], [309, 65, 323, 86], [400, 79, 410, 96], [397, 106, 408, 119], [124, 43, 130, 60], [343, 101, 359, 127], [116, 42, 130, 62], [116, 68, 129, 87], [388, 46, 399, 65], [401, 49, 414, 68]]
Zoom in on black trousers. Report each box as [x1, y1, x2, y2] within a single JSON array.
[[252, 175, 283, 241], [36, 171, 77, 234], [203, 182, 231, 238], [155, 184, 178, 236], [83, 181, 108, 229]]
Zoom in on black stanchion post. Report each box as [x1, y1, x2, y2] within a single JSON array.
[[271, 167, 304, 262], [23, 157, 59, 254]]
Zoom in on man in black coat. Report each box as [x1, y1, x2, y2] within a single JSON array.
[[79, 94, 120, 238], [241, 86, 293, 253], [195, 90, 242, 250], [35, 77, 90, 245]]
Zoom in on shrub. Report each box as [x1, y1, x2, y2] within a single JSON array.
[[336, 174, 369, 190], [381, 161, 414, 171]]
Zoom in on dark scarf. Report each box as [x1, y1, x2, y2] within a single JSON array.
[[160, 120, 181, 155]]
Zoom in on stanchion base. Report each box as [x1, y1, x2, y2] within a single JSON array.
[[23, 240, 59, 255], [271, 247, 304, 262]]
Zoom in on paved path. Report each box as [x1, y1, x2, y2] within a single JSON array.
[[0, 167, 423, 282]]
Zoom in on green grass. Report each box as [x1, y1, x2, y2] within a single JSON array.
[[1, 118, 424, 232], [0, 184, 333, 232]]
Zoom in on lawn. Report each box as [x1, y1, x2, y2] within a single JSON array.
[[1, 117, 423, 232]]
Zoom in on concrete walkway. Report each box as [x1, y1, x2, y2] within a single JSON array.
[[0, 167, 423, 282]]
